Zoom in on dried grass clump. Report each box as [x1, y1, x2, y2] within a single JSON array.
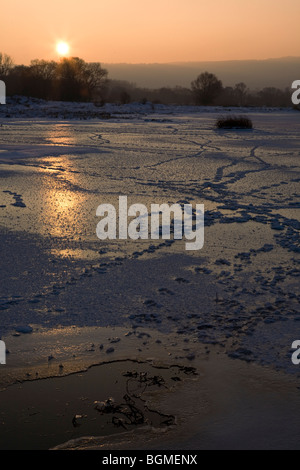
[[216, 115, 253, 129]]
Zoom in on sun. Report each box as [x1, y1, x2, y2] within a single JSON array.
[[56, 41, 70, 57]]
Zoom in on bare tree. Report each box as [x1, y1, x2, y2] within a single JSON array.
[[0, 53, 13, 77], [29, 60, 57, 80], [234, 82, 248, 106], [55, 57, 108, 101], [191, 72, 223, 105], [84, 62, 108, 91]]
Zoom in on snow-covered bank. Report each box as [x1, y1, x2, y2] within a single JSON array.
[[0, 96, 297, 120]]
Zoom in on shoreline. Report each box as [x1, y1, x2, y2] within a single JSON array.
[[0, 325, 195, 388], [0, 325, 201, 450], [1, 325, 300, 450], [52, 350, 300, 451]]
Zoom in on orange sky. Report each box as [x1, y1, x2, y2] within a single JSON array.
[[1, 0, 299, 64]]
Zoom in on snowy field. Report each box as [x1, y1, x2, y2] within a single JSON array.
[[0, 103, 299, 448]]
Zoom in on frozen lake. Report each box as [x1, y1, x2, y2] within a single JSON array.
[[0, 111, 299, 367], [0, 108, 299, 449]]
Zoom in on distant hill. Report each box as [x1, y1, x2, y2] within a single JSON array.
[[103, 57, 300, 90]]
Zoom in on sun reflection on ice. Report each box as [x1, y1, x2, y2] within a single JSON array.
[[38, 155, 87, 241], [45, 123, 77, 147]]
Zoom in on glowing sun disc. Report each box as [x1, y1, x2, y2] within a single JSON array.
[[56, 41, 70, 56]]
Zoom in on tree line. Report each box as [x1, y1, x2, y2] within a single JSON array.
[[0, 54, 108, 102], [0, 53, 294, 107]]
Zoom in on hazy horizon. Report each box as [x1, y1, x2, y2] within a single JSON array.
[[11, 55, 300, 67], [102, 57, 300, 89]]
